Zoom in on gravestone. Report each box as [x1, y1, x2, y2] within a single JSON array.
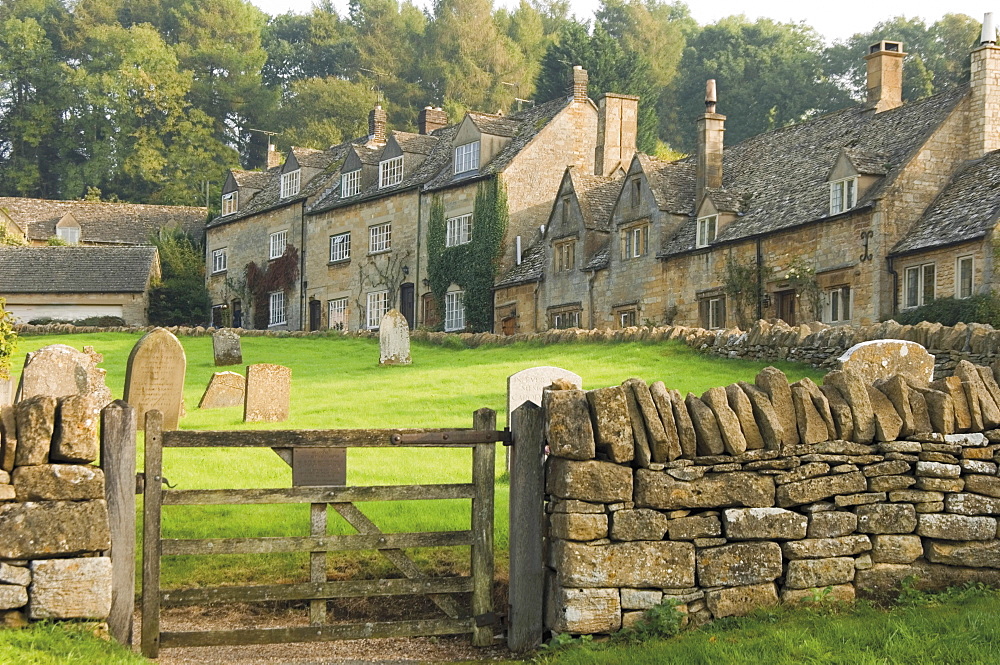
[[197, 371, 245, 409], [123, 328, 186, 431], [837, 339, 935, 387], [15, 345, 112, 408], [212, 329, 243, 366], [507, 366, 583, 429], [0, 377, 10, 407], [379, 309, 411, 365], [244, 363, 291, 422]]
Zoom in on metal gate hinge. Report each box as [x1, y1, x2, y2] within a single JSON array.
[[474, 612, 500, 627]]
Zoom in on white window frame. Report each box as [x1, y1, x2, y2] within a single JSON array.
[[268, 291, 286, 327], [454, 141, 480, 174], [328, 297, 348, 331], [956, 255, 974, 299], [618, 308, 637, 328], [445, 214, 472, 247], [329, 232, 351, 262], [622, 224, 648, 259], [211, 248, 228, 274], [56, 226, 80, 244], [552, 309, 581, 329], [341, 169, 361, 197], [824, 285, 851, 323], [696, 215, 718, 248], [366, 290, 390, 329], [904, 263, 936, 309], [280, 169, 301, 198], [379, 156, 403, 188], [369, 222, 391, 254], [708, 297, 724, 329], [829, 177, 858, 215], [221, 191, 238, 215], [444, 290, 466, 332], [269, 230, 288, 260]]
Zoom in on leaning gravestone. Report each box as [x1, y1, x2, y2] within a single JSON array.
[[198, 371, 245, 409], [837, 339, 935, 387], [212, 329, 243, 366], [15, 344, 112, 408], [244, 364, 290, 422], [507, 366, 583, 429], [379, 309, 411, 365], [123, 328, 186, 431]]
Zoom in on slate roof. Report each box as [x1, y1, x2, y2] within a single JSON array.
[[890, 149, 1000, 255], [0, 246, 158, 293], [570, 169, 625, 232], [659, 85, 968, 257], [0, 198, 207, 245], [494, 241, 545, 288], [636, 154, 695, 215]]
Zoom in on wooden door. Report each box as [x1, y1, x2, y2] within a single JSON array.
[[400, 283, 415, 329], [308, 299, 321, 331], [776, 290, 796, 325]]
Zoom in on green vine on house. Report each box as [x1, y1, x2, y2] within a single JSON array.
[[245, 246, 300, 329], [722, 253, 770, 329], [426, 179, 508, 332]]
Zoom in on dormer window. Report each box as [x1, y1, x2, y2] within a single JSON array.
[[221, 191, 237, 216], [379, 156, 403, 188], [696, 215, 717, 248], [341, 169, 361, 197], [280, 169, 300, 198], [630, 179, 641, 208], [830, 177, 858, 215], [56, 226, 80, 244], [454, 141, 480, 174]]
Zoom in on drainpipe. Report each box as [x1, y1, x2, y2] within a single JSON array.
[[300, 201, 307, 331], [755, 237, 764, 321], [415, 190, 422, 328], [587, 270, 597, 328], [887, 255, 898, 318], [533, 281, 540, 332]]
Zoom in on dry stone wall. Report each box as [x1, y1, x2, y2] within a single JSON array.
[[543, 363, 1000, 635]]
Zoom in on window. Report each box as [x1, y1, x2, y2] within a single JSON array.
[[555, 240, 575, 272], [829, 177, 858, 215], [696, 215, 718, 248], [630, 179, 641, 208], [221, 191, 238, 215], [328, 297, 348, 330], [454, 141, 480, 174], [957, 255, 974, 299], [379, 156, 403, 188], [551, 309, 581, 329], [269, 230, 287, 260], [444, 291, 466, 332], [211, 248, 227, 274], [446, 214, 472, 247], [825, 286, 851, 323], [56, 226, 80, 244], [904, 263, 936, 308], [341, 169, 361, 197], [622, 224, 648, 259], [699, 297, 725, 329], [561, 197, 571, 225], [268, 291, 286, 326], [369, 222, 391, 253], [329, 232, 351, 262], [366, 290, 390, 329], [618, 308, 638, 328], [280, 169, 300, 198]]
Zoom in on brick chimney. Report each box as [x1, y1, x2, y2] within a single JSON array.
[[971, 13, 1000, 157], [595, 93, 639, 176], [418, 106, 448, 135], [865, 40, 905, 112], [696, 79, 725, 205], [266, 144, 282, 170], [571, 65, 588, 103], [368, 104, 387, 144]]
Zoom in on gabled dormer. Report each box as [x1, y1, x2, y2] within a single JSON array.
[[452, 112, 518, 176], [376, 132, 437, 189], [223, 170, 269, 215], [695, 190, 740, 249], [221, 172, 240, 215], [0, 209, 26, 244], [280, 151, 302, 199], [827, 148, 887, 216], [55, 213, 81, 245], [378, 138, 404, 188], [547, 166, 624, 276]]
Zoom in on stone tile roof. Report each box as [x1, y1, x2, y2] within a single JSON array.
[[570, 169, 624, 232], [494, 241, 545, 288], [890, 149, 1000, 256], [469, 113, 521, 137], [583, 245, 610, 271], [0, 246, 158, 293], [291, 146, 333, 169], [231, 170, 271, 190], [394, 132, 438, 155], [0, 198, 207, 245], [660, 85, 968, 257], [844, 148, 892, 175], [636, 154, 696, 215]]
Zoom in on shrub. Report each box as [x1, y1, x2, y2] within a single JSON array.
[[0, 298, 16, 380], [148, 228, 208, 326], [893, 293, 1000, 327]]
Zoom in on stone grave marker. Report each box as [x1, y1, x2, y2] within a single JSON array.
[[507, 366, 583, 430], [244, 363, 291, 422], [123, 328, 186, 431], [197, 371, 245, 409], [379, 309, 411, 365], [0, 376, 11, 406], [837, 339, 935, 387], [212, 329, 243, 366], [15, 344, 111, 408]]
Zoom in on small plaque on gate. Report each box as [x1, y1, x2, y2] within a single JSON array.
[[292, 447, 347, 486]]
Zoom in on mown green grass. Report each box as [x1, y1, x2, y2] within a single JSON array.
[[0, 622, 149, 665]]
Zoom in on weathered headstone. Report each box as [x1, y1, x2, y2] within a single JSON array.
[[244, 363, 291, 423], [379, 309, 411, 365], [507, 366, 582, 429], [212, 329, 243, 366], [15, 344, 111, 408], [197, 371, 245, 409], [837, 339, 935, 387], [0, 377, 11, 407], [123, 328, 186, 431]]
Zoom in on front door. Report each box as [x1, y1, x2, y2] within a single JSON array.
[[776, 290, 796, 325], [309, 299, 321, 331], [231, 299, 242, 329], [400, 283, 415, 329]]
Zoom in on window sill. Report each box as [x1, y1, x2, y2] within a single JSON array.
[[268, 322, 288, 328], [368, 249, 391, 256], [210, 270, 227, 276], [328, 258, 351, 267]]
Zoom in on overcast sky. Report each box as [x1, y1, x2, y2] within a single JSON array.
[[249, 0, 994, 44]]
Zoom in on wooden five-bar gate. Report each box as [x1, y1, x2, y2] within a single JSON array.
[[140, 408, 505, 658]]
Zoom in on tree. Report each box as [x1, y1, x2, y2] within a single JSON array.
[[0, 297, 16, 381], [279, 77, 376, 150], [148, 228, 209, 326]]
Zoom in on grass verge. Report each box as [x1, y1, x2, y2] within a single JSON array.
[[0, 622, 149, 665]]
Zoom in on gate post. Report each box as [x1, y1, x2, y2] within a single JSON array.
[[471, 408, 496, 647], [141, 410, 164, 659], [507, 401, 545, 652], [101, 400, 137, 646]]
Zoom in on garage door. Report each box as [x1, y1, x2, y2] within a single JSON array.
[[4, 304, 124, 323]]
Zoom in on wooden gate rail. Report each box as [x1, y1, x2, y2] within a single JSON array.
[[141, 409, 498, 658]]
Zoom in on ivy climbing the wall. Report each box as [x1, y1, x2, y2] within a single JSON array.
[[245, 246, 300, 329], [426, 178, 508, 332]]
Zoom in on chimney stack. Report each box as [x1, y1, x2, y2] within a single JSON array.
[[571, 65, 588, 103], [595, 93, 639, 176], [696, 79, 725, 205], [418, 106, 448, 135], [369, 104, 387, 144], [971, 13, 1000, 157], [266, 144, 281, 170], [865, 40, 905, 113]]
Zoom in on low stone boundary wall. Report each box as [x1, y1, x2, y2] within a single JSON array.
[[542, 362, 1000, 635]]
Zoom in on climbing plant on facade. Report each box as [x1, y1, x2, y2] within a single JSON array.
[[784, 257, 822, 322], [245, 246, 300, 329], [722, 252, 771, 329]]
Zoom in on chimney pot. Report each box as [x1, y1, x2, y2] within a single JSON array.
[[571, 65, 589, 103], [983, 12, 997, 45], [865, 40, 905, 112], [705, 79, 717, 113], [368, 104, 387, 144], [696, 79, 725, 205], [266, 144, 281, 170]]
